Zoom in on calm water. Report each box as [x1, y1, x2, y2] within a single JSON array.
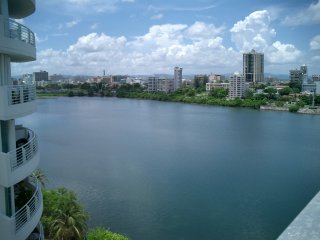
[[18, 97, 320, 240]]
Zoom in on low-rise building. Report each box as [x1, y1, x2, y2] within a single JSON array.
[[147, 77, 174, 93], [206, 82, 229, 91]]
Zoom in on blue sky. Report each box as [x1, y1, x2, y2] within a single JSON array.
[[13, 0, 320, 76]]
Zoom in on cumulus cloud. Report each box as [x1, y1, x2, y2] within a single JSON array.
[[310, 35, 320, 50], [230, 10, 301, 64], [14, 22, 241, 75], [267, 41, 301, 63], [230, 10, 276, 52], [282, 0, 320, 26]]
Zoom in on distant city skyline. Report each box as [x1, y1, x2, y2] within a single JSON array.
[[12, 0, 320, 76]]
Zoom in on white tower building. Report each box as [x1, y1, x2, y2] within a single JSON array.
[[0, 0, 43, 239], [229, 72, 245, 99]]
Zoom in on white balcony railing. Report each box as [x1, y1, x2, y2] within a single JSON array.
[[10, 129, 38, 172], [8, 85, 36, 105], [6, 19, 36, 46], [26, 222, 44, 240], [14, 178, 42, 233]]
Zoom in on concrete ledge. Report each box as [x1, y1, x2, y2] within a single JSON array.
[[277, 192, 320, 240]]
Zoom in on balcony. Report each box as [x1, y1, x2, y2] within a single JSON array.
[[8, 19, 36, 47], [0, 178, 43, 240], [0, 128, 39, 187], [8, 0, 36, 19], [0, 18, 36, 62], [27, 223, 44, 240], [0, 84, 37, 120]]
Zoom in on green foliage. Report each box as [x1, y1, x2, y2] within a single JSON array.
[[68, 91, 75, 97], [278, 87, 293, 96], [42, 188, 88, 240], [87, 228, 129, 240], [244, 89, 254, 99], [300, 95, 312, 105], [263, 87, 277, 94], [253, 94, 267, 100], [193, 75, 208, 89], [31, 169, 48, 188], [288, 104, 300, 112], [288, 80, 302, 92], [76, 91, 85, 97], [209, 88, 228, 99], [254, 83, 267, 90]]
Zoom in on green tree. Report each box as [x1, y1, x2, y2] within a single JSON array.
[[289, 104, 300, 112], [87, 228, 129, 240], [31, 169, 48, 188], [278, 87, 293, 96], [244, 89, 254, 99], [288, 80, 302, 92], [68, 91, 75, 97], [193, 75, 208, 90], [209, 88, 228, 99], [42, 188, 88, 240]]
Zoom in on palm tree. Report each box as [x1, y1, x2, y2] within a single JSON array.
[[50, 206, 88, 240], [31, 169, 48, 188], [43, 188, 88, 240]]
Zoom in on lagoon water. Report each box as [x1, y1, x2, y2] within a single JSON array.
[[19, 97, 320, 240]]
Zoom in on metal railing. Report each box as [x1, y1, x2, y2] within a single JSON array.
[[38, 223, 44, 240], [26, 223, 44, 240], [7, 19, 36, 46], [9, 129, 38, 171], [8, 85, 36, 105], [14, 179, 42, 232]]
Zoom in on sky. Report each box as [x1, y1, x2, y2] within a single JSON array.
[[12, 0, 320, 76]]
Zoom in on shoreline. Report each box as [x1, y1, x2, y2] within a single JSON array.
[[36, 93, 320, 115]]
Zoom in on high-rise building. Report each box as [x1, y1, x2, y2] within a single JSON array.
[[243, 49, 264, 83], [0, 0, 43, 239], [174, 67, 182, 91], [33, 70, 49, 82], [229, 72, 246, 99], [289, 65, 308, 83]]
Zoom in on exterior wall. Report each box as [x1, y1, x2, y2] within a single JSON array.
[[33, 71, 49, 82], [0, 1, 43, 239], [243, 49, 264, 83], [206, 82, 229, 91], [174, 67, 182, 91], [290, 69, 303, 82], [229, 73, 245, 99], [312, 75, 320, 82], [148, 77, 174, 93]]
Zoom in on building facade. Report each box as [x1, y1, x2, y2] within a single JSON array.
[[33, 71, 49, 82], [0, 0, 44, 239], [206, 82, 229, 92], [243, 49, 264, 84], [290, 65, 308, 83], [147, 77, 174, 93], [229, 73, 246, 99], [174, 67, 182, 91]]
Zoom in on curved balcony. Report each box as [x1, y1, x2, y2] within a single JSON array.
[[0, 84, 37, 120], [0, 18, 36, 62], [0, 128, 39, 187], [8, 0, 36, 19], [0, 178, 43, 240], [27, 223, 44, 240]]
